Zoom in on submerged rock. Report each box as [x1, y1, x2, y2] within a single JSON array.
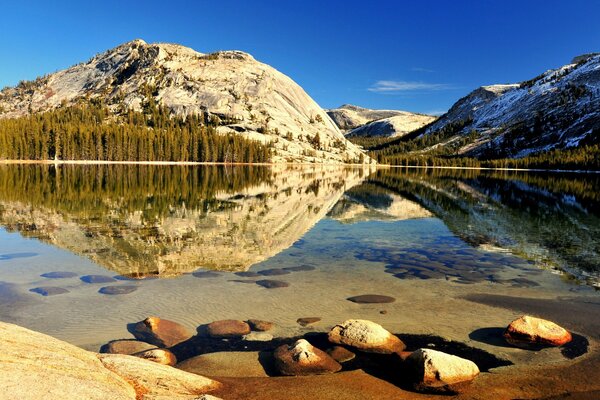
[[256, 279, 289, 289], [133, 348, 177, 366], [234, 271, 261, 278], [98, 354, 220, 397], [328, 319, 405, 354], [29, 286, 69, 296], [131, 317, 193, 348], [98, 286, 137, 295], [283, 265, 316, 272], [274, 339, 341, 376], [207, 320, 251, 338], [192, 271, 221, 278], [297, 317, 321, 327], [504, 315, 572, 347], [327, 346, 356, 363], [40, 271, 78, 279], [247, 319, 274, 331], [100, 339, 157, 355], [243, 332, 274, 342], [258, 268, 291, 276], [80, 275, 117, 284], [405, 348, 480, 393], [347, 294, 396, 304], [177, 351, 270, 378]]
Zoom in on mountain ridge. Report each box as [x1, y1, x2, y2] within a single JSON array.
[[420, 54, 600, 158], [0, 39, 371, 164]]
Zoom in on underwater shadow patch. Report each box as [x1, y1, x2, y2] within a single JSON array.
[[0, 252, 39, 260], [469, 327, 516, 349]]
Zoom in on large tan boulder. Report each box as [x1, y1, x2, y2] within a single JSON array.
[[405, 349, 480, 393], [504, 315, 572, 347], [273, 339, 341, 376], [0, 321, 136, 400], [328, 319, 405, 354], [98, 354, 221, 398], [132, 316, 193, 348]]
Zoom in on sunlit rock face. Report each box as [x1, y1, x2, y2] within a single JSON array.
[[0, 164, 372, 277], [328, 183, 432, 223], [0, 40, 371, 164]]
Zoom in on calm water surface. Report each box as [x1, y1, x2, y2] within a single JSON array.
[[0, 164, 598, 349]]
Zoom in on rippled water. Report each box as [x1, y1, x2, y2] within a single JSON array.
[[0, 164, 598, 349]]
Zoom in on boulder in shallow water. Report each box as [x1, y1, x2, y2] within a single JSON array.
[[297, 317, 321, 327], [80, 275, 117, 284], [274, 339, 341, 376], [347, 294, 396, 304], [133, 348, 177, 366], [504, 315, 572, 347], [177, 351, 271, 377], [100, 339, 157, 355], [40, 271, 78, 279], [132, 317, 193, 348], [405, 348, 480, 393], [29, 286, 69, 296], [207, 319, 251, 338], [327, 346, 356, 363], [98, 354, 220, 397], [243, 332, 274, 342], [247, 319, 274, 331], [328, 319, 405, 354], [99, 285, 137, 295], [256, 279, 290, 289]]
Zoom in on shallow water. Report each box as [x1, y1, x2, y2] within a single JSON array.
[[0, 164, 598, 356]]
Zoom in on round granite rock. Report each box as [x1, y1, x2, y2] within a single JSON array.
[[192, 271, 221, 278], [132, 316, 193, 348], [30, 287, 70, 296], [274, 339, 341, 376], [327, 346, 356, 363], [80, 275, 117, 284], [347, 294, 396, 304], [297, 317, 321, 327], [257, 268, 291, 276], [247, 319, 274, 331], [256, 280, 289, 289], [40, 271, 78, 279], [504, 315, 572, 347], [207, 320, 251, 338], [99, 286, 138, 295], [283, 265, 316, 272], [234, 271, 261, 278]]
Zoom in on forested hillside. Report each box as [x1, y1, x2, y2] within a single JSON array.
[[0, 98, 271, 163]]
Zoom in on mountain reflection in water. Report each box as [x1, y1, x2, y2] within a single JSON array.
[[0, 164, 369, 277], [354, 168, 600, 286], [0, 164, 598, 287]]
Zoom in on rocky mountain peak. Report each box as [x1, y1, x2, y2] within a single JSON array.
[[0, 40, 371, 164]]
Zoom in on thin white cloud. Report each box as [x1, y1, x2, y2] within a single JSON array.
[[411, 67, 435, 73], [368, 80, 454, 93]]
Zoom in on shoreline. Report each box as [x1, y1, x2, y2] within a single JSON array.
[[0, 159, 599, 173]]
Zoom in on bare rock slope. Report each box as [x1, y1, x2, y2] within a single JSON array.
[[327, 104, 434, 136], [0, 39, 370, 163], [420, 54, 600, 157], [346, 114, 437, 138]]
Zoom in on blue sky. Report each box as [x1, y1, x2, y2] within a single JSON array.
[[1, 0, 599, 114]]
